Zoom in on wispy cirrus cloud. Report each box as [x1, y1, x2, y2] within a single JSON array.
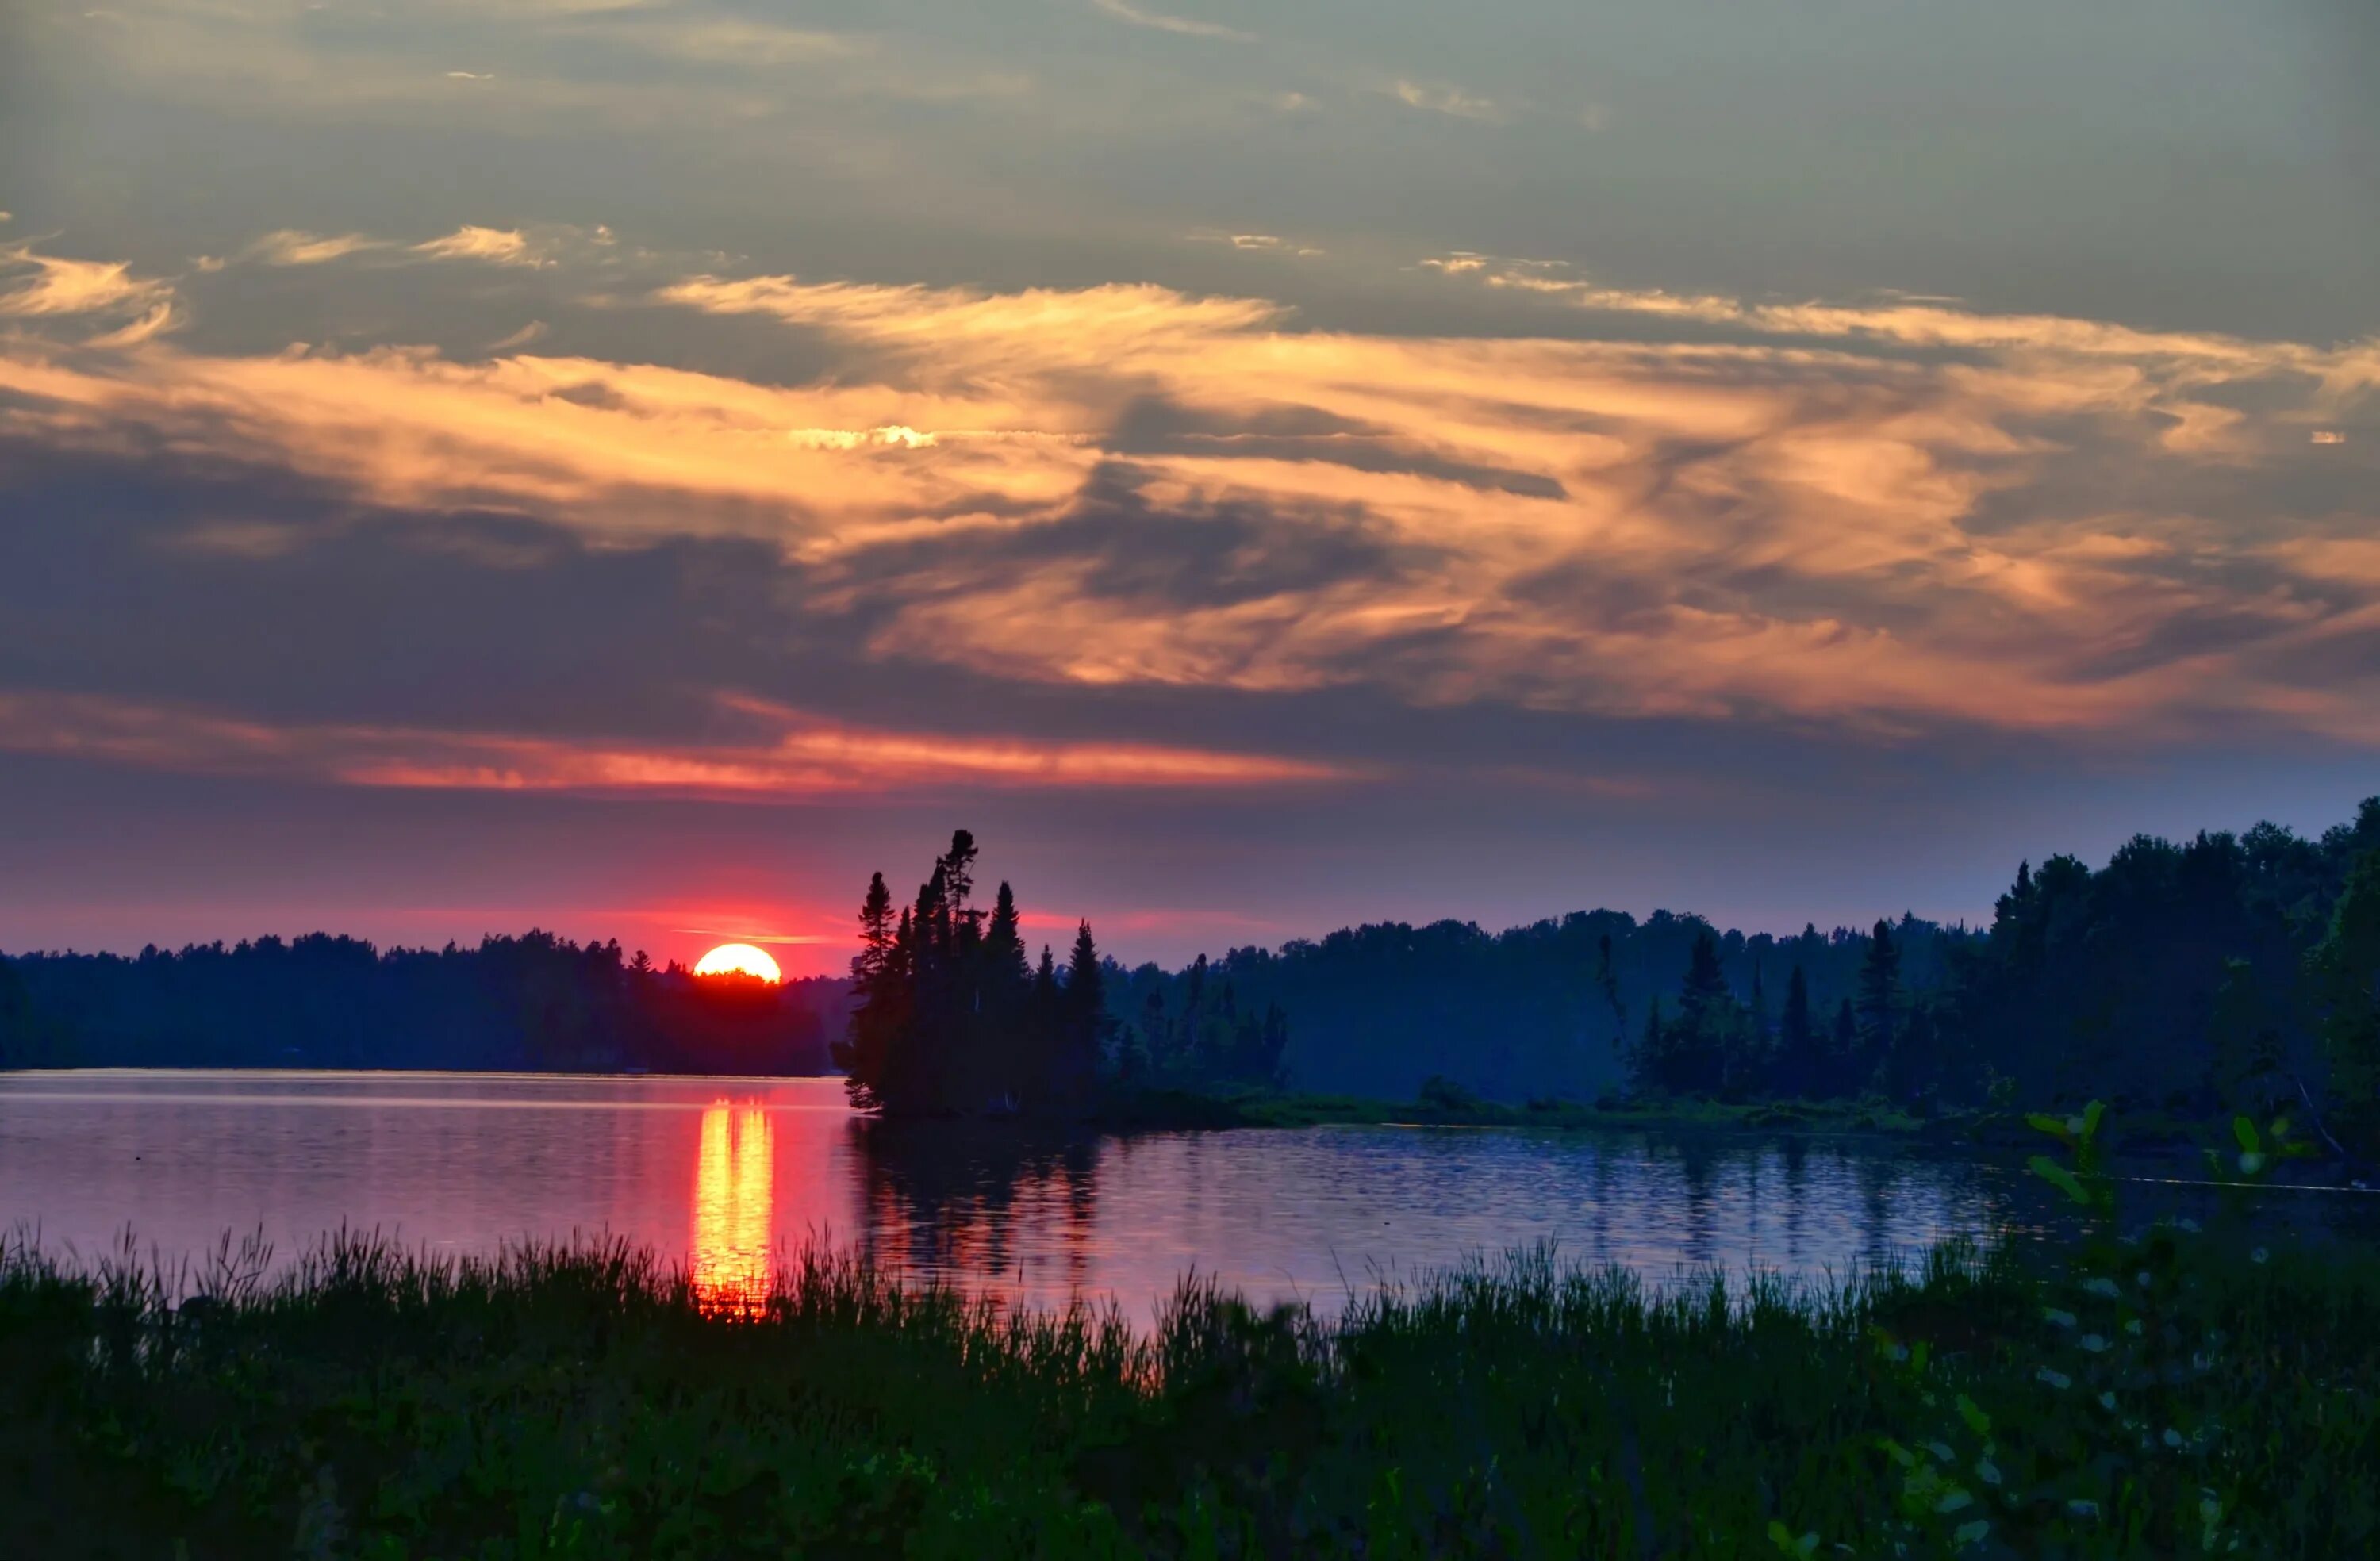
[[413, 226, 547, 267], [0, 243, 177, 319], [1388, 79, 1502, 121], [243, 229, 389, 267], [4, 246, 2377, 754], [1089, 0, 1254, 44], [631, 19, 862, 64], [0, 690, 1353, 796], [1189, 231, 1325, 258]]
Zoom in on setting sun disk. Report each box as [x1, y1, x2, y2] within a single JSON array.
[[693, 943, 783, 983]]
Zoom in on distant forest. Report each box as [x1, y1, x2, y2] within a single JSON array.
[[4, 798, 2376, 1154], [1115, 796, 2380, 1135], [0, 934, 836, 1076]]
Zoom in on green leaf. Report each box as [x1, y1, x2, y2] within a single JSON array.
[[2079, 1099, 2106, 1144], [2029, 1156, 2090, 1206], [2232, 1116, 2260, 1154], [1954, 1394, 1990, 1436], [2025, 1112, 2070, 1141]]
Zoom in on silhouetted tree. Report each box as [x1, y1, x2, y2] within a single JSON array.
[[1775, 964, 1820, 1097], [834, 836, 1150, 1116], [1830, 998, 1858, 1094], [2311, 848, 2380, 1158], [1057, 920, 1107, 1105], [1856, 919, 1902, 1088]]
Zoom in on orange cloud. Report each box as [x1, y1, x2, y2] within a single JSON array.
[[244, 229, 388, 267], [412, 226, 545, 266], [0, 243, 177, 320], [0, 691, 1353, 795], [2, 252, 2374, 747]]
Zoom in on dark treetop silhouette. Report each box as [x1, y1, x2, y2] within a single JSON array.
[[0, 932, 833, 1076], [4, 800, 2376, 1158], [835, 830, 1291, 1117]]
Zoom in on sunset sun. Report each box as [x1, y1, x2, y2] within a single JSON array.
[[693, 943, 782, 984]]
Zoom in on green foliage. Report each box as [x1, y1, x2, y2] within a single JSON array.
[[1414, 1075, 1483, 1116], [6, 1199, 2377, 1559], [2309, 848, 2380, 1159]]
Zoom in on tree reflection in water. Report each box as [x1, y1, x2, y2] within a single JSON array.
[[690, 1101, 773, 1317], [850, 1117, 1098, 1303]]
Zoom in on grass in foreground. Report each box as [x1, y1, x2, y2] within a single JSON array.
[[2, 1215, 2375, 1559]]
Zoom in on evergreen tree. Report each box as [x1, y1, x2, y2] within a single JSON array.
[[1630, 995, 1666, 1095], [1775, 964, 1818, 1096], [941, 830, 981, 946], [1134, 987, 1167, 1082], [1673, 929, 1735, 1093], [2207, 957, 2286, 1114], [1058, 921, 1107, 1103], [1829, 998, 1858, 1096], [2310, 850, 2380, 1158], [1856, 919, 1902, 1087], [0, 957, 32, 1068], [1737, 959, 1772, 1094], [1594, 930, 1626, 1040], [985, 882, 1030, 991], [835, 873, 903, 1110], [838, 837, 1124, 1115]]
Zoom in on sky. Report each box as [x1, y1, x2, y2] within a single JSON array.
[[1, 0, 2375, 976]]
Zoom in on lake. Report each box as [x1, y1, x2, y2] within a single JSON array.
[[4, 1071, 2372, 1317]]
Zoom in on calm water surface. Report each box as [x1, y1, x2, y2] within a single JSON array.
[[3, 1072, 2371, 1317]]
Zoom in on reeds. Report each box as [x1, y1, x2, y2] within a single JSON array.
[[2, 1223, 2374, 1557]]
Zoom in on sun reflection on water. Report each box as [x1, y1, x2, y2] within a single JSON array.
[[691, 1102, 774, 1316]]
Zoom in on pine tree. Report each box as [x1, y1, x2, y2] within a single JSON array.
[[985, 881, 1030, 991], [1630, 995, 1666, 1095], [2208, 957, 2286, 1114], [1829, 997, 1858, 1097], [1031, 944, 1061, 1089], [1740, 959, 1772, 1095], [836, 874, 908, 1110], [2312, 849, 2380, 1157], [940, 830, 981, 945], [1594, 932, 1626, 1039], [1776, 964, 1818, 1096], [1856, 919, 1901, 1086], [1057, 921, 1107, 1104], [1139, 988, 1169, 1078], [853, 873, 894, 984], [1672, 929, 1737, 1093]]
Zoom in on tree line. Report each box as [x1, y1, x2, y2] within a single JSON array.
[[0, 932, 833, 1076], [1110, 911, 1968, 1105], [1610, 800, 2380, 1149], [8, 800, 2374, 1158], [1108, 798, 2380, 1150]]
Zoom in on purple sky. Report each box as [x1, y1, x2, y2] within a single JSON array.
[[2, 0, 2374, 976]]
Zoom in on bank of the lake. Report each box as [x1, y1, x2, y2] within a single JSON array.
[[4, 1216, 2375, 1559], [1092, 1087, 2352, 1169]]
